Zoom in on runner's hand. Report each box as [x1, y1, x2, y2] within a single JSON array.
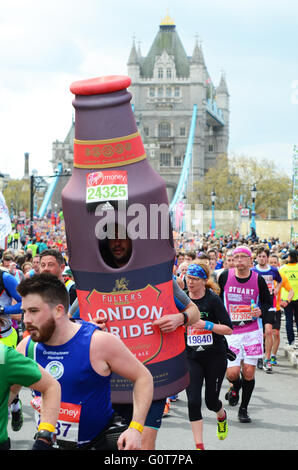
[[90, 317, 106, 330], [153, 313, 183, 332], [117, 428, 142, 450], [189, 319, 206, 330], [251, 307, 261, 318]]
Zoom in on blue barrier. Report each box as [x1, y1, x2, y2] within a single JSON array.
[[169, 104, 197, 212], [37, 162, 63, 218]]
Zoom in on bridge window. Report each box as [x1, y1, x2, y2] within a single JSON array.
[[174, 87, 180, 97], [180, 127, 186, 136], [158, 122, 171, 138], [166, 87, 172, 97], [158, 87, 163, 97], [160, 153, 171, 166], [149, 87, 155, 97], [166, 68, 172, 78], [174, 156, 182, 166], [158, 68, 163, 79]]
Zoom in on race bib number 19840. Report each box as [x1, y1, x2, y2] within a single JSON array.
[[186, 326, 213, 347]]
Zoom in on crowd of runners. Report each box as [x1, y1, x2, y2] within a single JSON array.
[[1, 217, 298, 451]]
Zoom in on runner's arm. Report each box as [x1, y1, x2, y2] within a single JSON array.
[[217, 269, 229, 300], [258, 275, 272, 317], [29, 365, 61, 430], [280, 277, 294, 306], [90, 332, 153, 450], [2, 272, 22, 317], [153, 280, 199, 332], [10, 365, 61, 429]]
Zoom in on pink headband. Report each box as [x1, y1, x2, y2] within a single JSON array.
[[233, 246, 252, 257]]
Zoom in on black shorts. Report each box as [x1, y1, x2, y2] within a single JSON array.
[[113, 398, 166, 430], [262, 309, 276, 326], [272, 310, 281, 330]]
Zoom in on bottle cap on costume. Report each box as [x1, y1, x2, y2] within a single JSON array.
[[70, 76, 131, 96], [69, 75, 146, 169]]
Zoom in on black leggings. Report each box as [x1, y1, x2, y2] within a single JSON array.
[[186, 351, 227, 422]]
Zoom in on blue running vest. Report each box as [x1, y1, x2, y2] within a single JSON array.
[[26, 321, 114, 446]]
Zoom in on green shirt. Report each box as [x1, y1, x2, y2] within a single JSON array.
[[25, 243, 38, 257], [0, 343, 42, 443]]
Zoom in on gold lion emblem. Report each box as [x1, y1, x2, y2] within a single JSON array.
[[113, 277, 129, 292]]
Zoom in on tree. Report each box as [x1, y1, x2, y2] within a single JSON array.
[[190, 154, 242, 210], [190, 153, 291, 218], [2, 178, 30, 216]]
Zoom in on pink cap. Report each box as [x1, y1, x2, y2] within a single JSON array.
[[233, 246, 252, 257]]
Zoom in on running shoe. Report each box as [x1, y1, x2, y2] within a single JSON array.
[[217, 410, 228, 440], [225, 386, 239, 406], [263, 359, 273, 373], [169, 394, 178, 402], [163, 401, 170, 417], [270, 355, 277, 365], [238, 407, 251, 423], [11, 400, 23, 432], [257, 358, 263, 369], [196, 443, 205, 450]]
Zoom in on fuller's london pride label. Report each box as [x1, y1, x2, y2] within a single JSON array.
[[77, 277, 185, 365]]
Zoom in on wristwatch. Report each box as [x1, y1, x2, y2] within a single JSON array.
[[181, 312, 189, 325], [34, 430, 55, 446], [0, 306, 5, 314]]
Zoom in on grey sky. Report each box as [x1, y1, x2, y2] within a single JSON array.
[[0, 0, 297, 179]]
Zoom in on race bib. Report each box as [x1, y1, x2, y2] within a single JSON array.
[[187, 326, 213, 347], [86, 170, 128, 204], [229, 304, 252, 323], [33, 400, 81, 443]]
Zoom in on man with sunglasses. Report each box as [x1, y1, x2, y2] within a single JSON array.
[[218, 246, 271, 423]]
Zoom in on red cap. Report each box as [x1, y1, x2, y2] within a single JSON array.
[[70, 75, 131, 96]]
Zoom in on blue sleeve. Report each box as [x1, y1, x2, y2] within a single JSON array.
[[2, 272, 22, 314], [174, 296, 186, 312]]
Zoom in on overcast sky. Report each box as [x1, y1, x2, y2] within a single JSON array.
[[0, 0, 297, 180]]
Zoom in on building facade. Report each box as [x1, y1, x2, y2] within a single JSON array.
[[127, 14, 229, 201], [50, 14, 229, 208]]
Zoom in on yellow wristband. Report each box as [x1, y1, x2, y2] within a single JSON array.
[[38, 422, 55, 433], [129, 421, 144, 434]]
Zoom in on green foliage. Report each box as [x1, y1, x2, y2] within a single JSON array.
[[3, 178, 30, 215], [190, 154, 292, 218]]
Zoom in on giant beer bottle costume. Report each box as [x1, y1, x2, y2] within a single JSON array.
[[62, 75, 188, 402]]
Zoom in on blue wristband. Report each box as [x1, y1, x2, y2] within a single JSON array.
[[205, 321, 214, 331]]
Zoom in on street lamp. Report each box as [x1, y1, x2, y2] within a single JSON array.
[[29, 168, 71, 238], [250, 184, 257, 236], [211, 190, 216, 232]]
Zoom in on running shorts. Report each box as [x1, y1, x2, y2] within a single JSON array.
[[262, 308, 276, 326], [226, 328, 264, 368], [272, 310, 281, 330]]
